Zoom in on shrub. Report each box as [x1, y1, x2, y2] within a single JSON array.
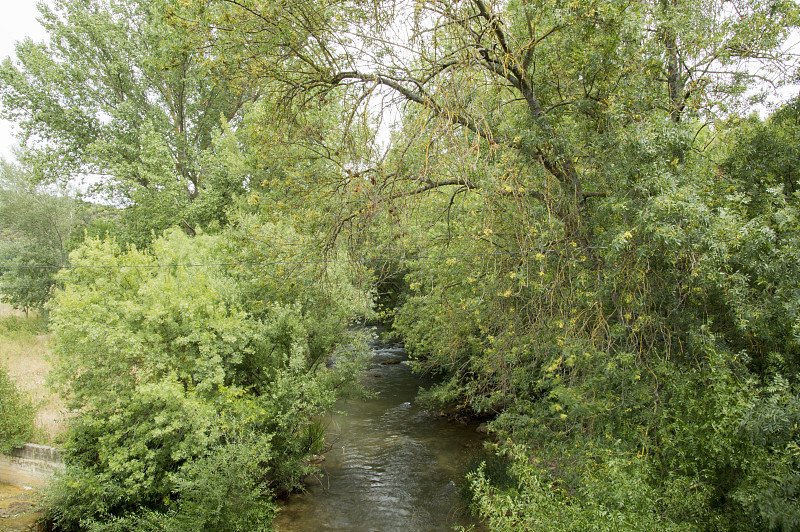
[[0, 363, 36, 454], [43, 228, 371, 529]]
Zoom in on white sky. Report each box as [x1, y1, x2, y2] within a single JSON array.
[[0, 1, 50, 162]]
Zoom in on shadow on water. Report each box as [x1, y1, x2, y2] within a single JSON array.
[[274, 334, 488, 532]]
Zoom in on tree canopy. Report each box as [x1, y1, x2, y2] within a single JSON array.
[[0, 0, 259, 239]]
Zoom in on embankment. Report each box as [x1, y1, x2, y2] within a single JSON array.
[[0, 444, 63, 488]]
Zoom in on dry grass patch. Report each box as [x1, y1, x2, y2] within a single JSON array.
[[0, 303, 67, 443]]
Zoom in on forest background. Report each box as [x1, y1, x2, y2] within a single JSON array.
[[1, 0, 800, 530]]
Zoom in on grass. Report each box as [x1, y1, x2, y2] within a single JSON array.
[[0, 303, 67, 443]]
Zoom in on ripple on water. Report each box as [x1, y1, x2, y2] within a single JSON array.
[[274, 340, 485, 532]]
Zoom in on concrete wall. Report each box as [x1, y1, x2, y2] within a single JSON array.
[[0, 444, 63, 488]]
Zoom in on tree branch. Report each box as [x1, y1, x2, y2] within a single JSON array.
[[330, 71, 500, 145]]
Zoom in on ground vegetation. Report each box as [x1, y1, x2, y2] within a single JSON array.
[[1, 0, 799, 529]]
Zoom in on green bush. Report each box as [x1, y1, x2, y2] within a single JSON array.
[[43, 228, 371, 530], [466, 445, 686, 532], [0, 363, 36, 454]]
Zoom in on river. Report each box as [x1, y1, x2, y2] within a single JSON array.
[[274, 333, 487, 531]]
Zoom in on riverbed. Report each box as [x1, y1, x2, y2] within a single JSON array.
[[0, 481, 41, 531]]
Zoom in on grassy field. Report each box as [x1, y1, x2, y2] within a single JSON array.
[[0, 303, 66, 443]]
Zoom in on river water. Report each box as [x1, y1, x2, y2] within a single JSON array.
[[274, 335, 487, 532]]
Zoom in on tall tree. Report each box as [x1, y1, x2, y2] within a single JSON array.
[[0, 158, 77, 314], [0, 0, 259, 239], [0, 158, 76, 266], [209, 0, 797, 244]]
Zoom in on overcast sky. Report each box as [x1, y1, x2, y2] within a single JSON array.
[[0, 1, 50, 162]]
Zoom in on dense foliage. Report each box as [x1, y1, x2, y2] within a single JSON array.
[[45, 229, 371, 530], [0, 362, 36, 454], [1, 0, 799, 530]]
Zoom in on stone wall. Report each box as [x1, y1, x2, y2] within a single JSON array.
[[0, 444, 63, 488]]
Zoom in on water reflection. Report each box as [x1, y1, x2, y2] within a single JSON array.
[[274, 338, 486, 531]]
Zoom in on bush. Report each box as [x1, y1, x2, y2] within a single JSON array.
[[44, 228, 371, 529], [0, 363, 36, 454]]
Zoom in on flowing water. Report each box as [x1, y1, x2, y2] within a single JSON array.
[[274, 334, 487, 532]]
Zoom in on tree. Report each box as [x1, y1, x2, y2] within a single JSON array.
[[0, 158, 76, 265], [0, 158, 78, 314], [208, 0, 798, 244], [0, 241, 60, 317], [0, 0, 259, 241]]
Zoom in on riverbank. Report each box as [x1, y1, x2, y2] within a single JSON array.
[[0, 482, 42, 531], [0, 303, 66, 443], [0, 444, 64, 528]]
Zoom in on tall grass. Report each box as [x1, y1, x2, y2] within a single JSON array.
[[0, 361, 36, 453], [0, 313, 48, 337], [0, 303, 66, 443]]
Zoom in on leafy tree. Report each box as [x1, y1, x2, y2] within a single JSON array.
[[209, 0, 797, 243], [0, 0, 259, 242], [0, 158, 78, 314], [0, 158, 76, 266], [0, 241, 60, 317]]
